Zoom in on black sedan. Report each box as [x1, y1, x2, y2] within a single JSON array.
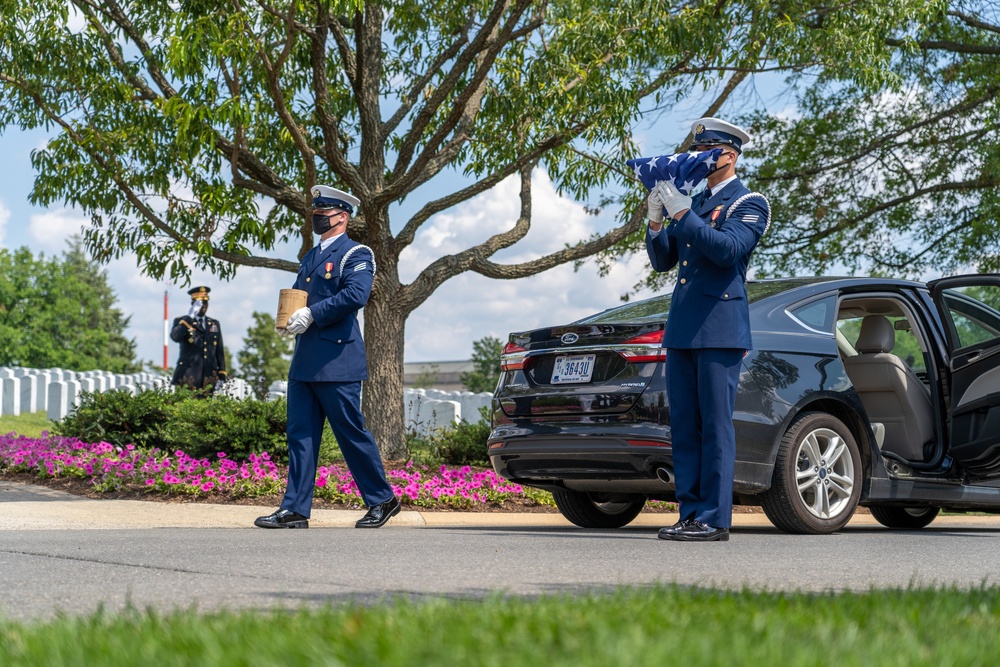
[[489, 276, 1000, 533]]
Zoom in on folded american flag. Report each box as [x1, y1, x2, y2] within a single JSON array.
[[626, 148, 723, 195]]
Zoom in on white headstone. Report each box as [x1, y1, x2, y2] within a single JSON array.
[[47, 381, 70, 421], [35, 372, 52, 412], [2, 377, 21, 416], [19, 374, 38, 414]]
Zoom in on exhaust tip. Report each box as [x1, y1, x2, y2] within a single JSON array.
[[655, 466, 673, 484]]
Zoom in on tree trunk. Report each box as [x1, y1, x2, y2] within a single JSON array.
[[362, 286, 409, 460]]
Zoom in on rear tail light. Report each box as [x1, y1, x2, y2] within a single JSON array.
[[501, 341, 528, 371], [619, 329, 666, 363], [622, 330, 665, 345], [626, 439, 668, 447], [502, 341, 527, 355]]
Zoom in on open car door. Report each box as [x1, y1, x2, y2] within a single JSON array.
[[930, 275, 1000, 477]]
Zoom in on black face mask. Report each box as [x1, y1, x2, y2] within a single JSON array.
[[312, 213, 332, 235]]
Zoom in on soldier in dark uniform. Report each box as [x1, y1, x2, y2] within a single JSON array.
[[170, 286, 227, 390], [255, 185, 399, 530], [645, 118, 770, 542]]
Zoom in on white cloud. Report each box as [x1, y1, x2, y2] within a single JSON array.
[[0, 198, 10, 247], [398, 168, 657, 361], [28, 208, 90, 253]]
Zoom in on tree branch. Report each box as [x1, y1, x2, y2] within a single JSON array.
[[885, 37, 1000, 56]]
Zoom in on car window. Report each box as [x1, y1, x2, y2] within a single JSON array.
[[940, 287, 1000, 351], [788, 296, 836, 334], [836, 316, 926, 373]]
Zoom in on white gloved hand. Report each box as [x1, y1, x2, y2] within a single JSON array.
[[647, 188, 665, 223], [285, 307, 314, 335], [653, 181, 693, 219], [273, 325, 294, 338], [187, 302, 201, 319]]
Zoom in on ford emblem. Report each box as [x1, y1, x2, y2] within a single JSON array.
[[560, 332, 579, 345]]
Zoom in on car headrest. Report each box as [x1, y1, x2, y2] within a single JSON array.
[[856, 315, 895, 354]]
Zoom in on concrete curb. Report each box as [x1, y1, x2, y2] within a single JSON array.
[[4, 481, 1000, 531]]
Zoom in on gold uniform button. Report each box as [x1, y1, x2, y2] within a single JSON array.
[[337, 339, 342, 343], [682, 260, 688, 266], [306, 277, 311, 283], [680, 278, 686, 284], [686, 243, 691, 248], [724, 293, 729, 298]]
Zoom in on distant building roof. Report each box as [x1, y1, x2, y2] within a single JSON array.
[[403, 360, 474, 392]]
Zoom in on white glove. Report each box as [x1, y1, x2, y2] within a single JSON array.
[[653, 181, 693, 219], [273, 325, 294, 338], [647, 188, 664, 223], [285, 307, 314, 335], [187, 302, 201, 319]]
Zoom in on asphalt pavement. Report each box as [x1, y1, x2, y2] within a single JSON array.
[[4, 480, 1000, 622]]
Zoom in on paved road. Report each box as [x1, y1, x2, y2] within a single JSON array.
[[2, 482, 1000, 621]]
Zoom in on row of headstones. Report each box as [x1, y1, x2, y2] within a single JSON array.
[[0, 367, 256, 422], [264, 383, 493, 438]]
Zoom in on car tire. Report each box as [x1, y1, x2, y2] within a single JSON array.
[[552, 490, 645, 528], [869, 505, 940, 529], [760, 411, 863, 534]]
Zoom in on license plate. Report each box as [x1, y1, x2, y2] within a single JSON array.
[[551, 354, 596, 384]]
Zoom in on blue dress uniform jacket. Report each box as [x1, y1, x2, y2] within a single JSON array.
[[280, 234, 394, 517], [288, 235, 372, 382], [170, 315, 226, 388], [646, 178, 768, 349], [645, 177, 769, 530]]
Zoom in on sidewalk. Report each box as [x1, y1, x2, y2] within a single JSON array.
[[4, 481, 1000, 530]]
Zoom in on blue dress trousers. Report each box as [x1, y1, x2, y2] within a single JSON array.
[[280, 235, 394, 517], [646, 179, 768, 528]]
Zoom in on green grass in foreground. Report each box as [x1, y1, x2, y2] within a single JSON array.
[[2, 585, 999, 666], [0, 411, 54, 439]]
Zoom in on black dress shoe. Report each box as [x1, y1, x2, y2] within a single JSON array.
[[254, 509, 309, 529], [670, 520, 729, 542], [355, 496, 401, 528], [657, 518, 694, 540]]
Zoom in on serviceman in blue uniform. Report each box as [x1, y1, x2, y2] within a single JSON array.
[[645, 118, 769, 542], [255, 185, 399, 529], [170, 286, 227, 390]]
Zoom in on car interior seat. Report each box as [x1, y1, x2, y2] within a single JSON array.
[[842, 315, 934, 461]]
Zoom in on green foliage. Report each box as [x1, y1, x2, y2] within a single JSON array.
[[461, 336, 503, 393], [236, 311, 293, 399], [740, 2, 1000, 279], [0, 239, 139, 372], [4, 586, 1000, 665], [53, 388, 290, 463]]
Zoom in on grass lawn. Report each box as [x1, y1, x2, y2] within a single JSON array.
[[0, 411, 54, 439], [1, 585, 999, 665]]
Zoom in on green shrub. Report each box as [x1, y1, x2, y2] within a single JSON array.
[[155, 395, 289, 462], [52, 388, 183, 448], [54, 388, 292, 463]]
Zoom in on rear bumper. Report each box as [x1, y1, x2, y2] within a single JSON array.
[[488, 435, 676, 494]]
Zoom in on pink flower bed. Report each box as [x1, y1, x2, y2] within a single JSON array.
[[0, 433, 551, 508]]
